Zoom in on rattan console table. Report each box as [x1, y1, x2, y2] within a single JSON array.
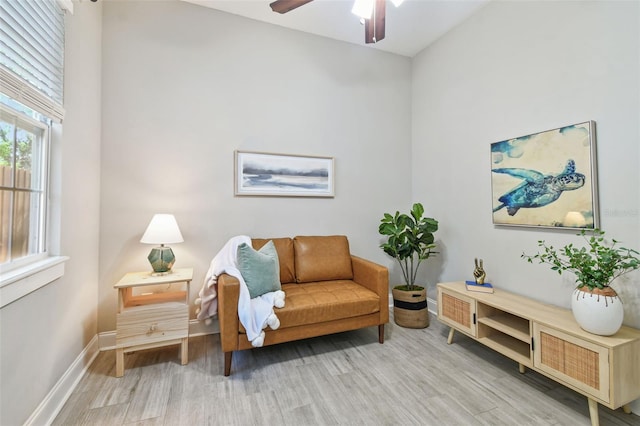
[[437, 281, 640, 426]]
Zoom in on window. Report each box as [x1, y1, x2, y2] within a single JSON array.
[[0, 0, 70, 305], [0, 100, 49, 265]]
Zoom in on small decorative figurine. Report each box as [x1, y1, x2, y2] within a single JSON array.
[[473, 258, 486, 285]]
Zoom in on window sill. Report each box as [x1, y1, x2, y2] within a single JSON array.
[[0, 256, 69, 308]]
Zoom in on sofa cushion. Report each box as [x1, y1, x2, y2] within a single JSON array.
[[237, 241, 281, 299], [239, 281, 380, 332], [294, 235, 353, 283], [253, 237, 295, 284]]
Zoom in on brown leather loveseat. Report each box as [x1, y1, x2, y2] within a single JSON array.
[[218, 235, 389, 376]]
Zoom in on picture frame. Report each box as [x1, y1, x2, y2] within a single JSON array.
[[490, 121, 599, 229], [235, 151, 335, 197]]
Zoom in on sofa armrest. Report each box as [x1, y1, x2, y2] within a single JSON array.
[[351, 255, 389, 324], [218, 273, 240, 352]]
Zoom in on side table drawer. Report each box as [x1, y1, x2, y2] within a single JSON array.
[[116, 302, 188, 347]]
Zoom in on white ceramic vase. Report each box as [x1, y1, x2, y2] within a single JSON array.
[[571, 286, 624, 336]]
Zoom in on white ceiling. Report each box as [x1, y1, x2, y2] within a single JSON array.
[[180, 0, 488, 57]]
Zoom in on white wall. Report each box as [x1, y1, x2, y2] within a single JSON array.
[[412, 0, 639, 409], [0, 2, 103, 424], [6, 0, 638, 421], [99, 1, 412, 332]]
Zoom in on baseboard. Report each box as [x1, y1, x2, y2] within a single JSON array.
[[190, 317, 219, 336], [427, 296, 437, 314], [99, 297, 433, 350], [99, 299, 436, 350], [98, 298, 438, 350], [98, 330, 116, 350], [25, 335, 100, 426]]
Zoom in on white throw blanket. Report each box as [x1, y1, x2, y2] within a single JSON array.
[[195, 235, 285, 347]]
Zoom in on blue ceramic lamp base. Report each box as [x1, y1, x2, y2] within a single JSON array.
[[147, 245, 176, 274]]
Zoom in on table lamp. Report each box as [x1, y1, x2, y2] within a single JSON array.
[[140, 214, 184, 274]]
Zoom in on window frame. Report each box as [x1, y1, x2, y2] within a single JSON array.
[[0, 101, 66, 308], [0, 0, 70, 307], [0, 103, 50, 267]]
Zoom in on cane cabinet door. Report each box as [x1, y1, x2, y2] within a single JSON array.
[[534, 323, 609, 403], [438, 287, 477, 337]]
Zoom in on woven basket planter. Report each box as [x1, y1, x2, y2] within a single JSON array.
[[392, 286, 429, 328]]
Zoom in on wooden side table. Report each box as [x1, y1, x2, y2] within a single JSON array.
[[114, 267, 193, 377]]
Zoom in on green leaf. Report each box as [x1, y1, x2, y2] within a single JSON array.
[[522, 228, 640, 289], [379, 203, 438, 287]]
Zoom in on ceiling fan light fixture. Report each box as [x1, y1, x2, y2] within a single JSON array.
[[390, 0, 404, 7], [352, 0, 374, 20]]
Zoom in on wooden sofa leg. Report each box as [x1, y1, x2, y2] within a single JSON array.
[[378, 324, 385, 344], [224, 351, 232, 376]]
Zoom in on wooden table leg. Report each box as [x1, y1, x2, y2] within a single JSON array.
[[622, 404, 631, 414], [588, 398, 599, 426], [518, 363, 526, 374], [116, 348, 124, 377], [180, 337, 189, 365], [447, 327, 455, 345]]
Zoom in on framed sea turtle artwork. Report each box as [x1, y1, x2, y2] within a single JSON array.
[[490, 121, 599, 229]]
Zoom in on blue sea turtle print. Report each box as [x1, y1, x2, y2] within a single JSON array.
[[492, 159, 585, 216]]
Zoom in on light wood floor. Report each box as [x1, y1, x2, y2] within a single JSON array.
[[53, 316, 639, 425]]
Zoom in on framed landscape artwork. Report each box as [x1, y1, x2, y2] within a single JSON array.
[[235, 151, 335, 197], [490, 121, 599, 229]]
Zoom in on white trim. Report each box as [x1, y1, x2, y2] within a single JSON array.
[[98, 330, 116, 351], [190, 317, 219, 336], [97, 295, 430, 351], [0, 256, 69, 308], [427, 296, 437, 315], [24, 335, 100, 426]]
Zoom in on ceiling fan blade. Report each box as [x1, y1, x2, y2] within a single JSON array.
[[374, 0, 386, 42], [270, 0, 314, 14], [364, 0, 386, 44], [365, 19, 374, 44]]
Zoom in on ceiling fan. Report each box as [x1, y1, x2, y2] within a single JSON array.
[[269, 0, 403, 44]]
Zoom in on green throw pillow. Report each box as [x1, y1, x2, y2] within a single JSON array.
[[237, 240, 281, 299]]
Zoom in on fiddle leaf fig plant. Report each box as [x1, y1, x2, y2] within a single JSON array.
[[379, 203, 438, 291], [521, 229, 640, 290]]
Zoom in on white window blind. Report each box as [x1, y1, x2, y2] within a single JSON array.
[[0, 0, 65, 122]]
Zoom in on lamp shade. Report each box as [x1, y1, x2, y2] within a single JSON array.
[[563, 211, 586, 228], [140, 214, 184, 245]]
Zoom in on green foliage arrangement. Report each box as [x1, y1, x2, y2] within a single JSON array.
[[0, 125, 33, 168], [521, 229, 640, 290], [379, 203, 438, 291]]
